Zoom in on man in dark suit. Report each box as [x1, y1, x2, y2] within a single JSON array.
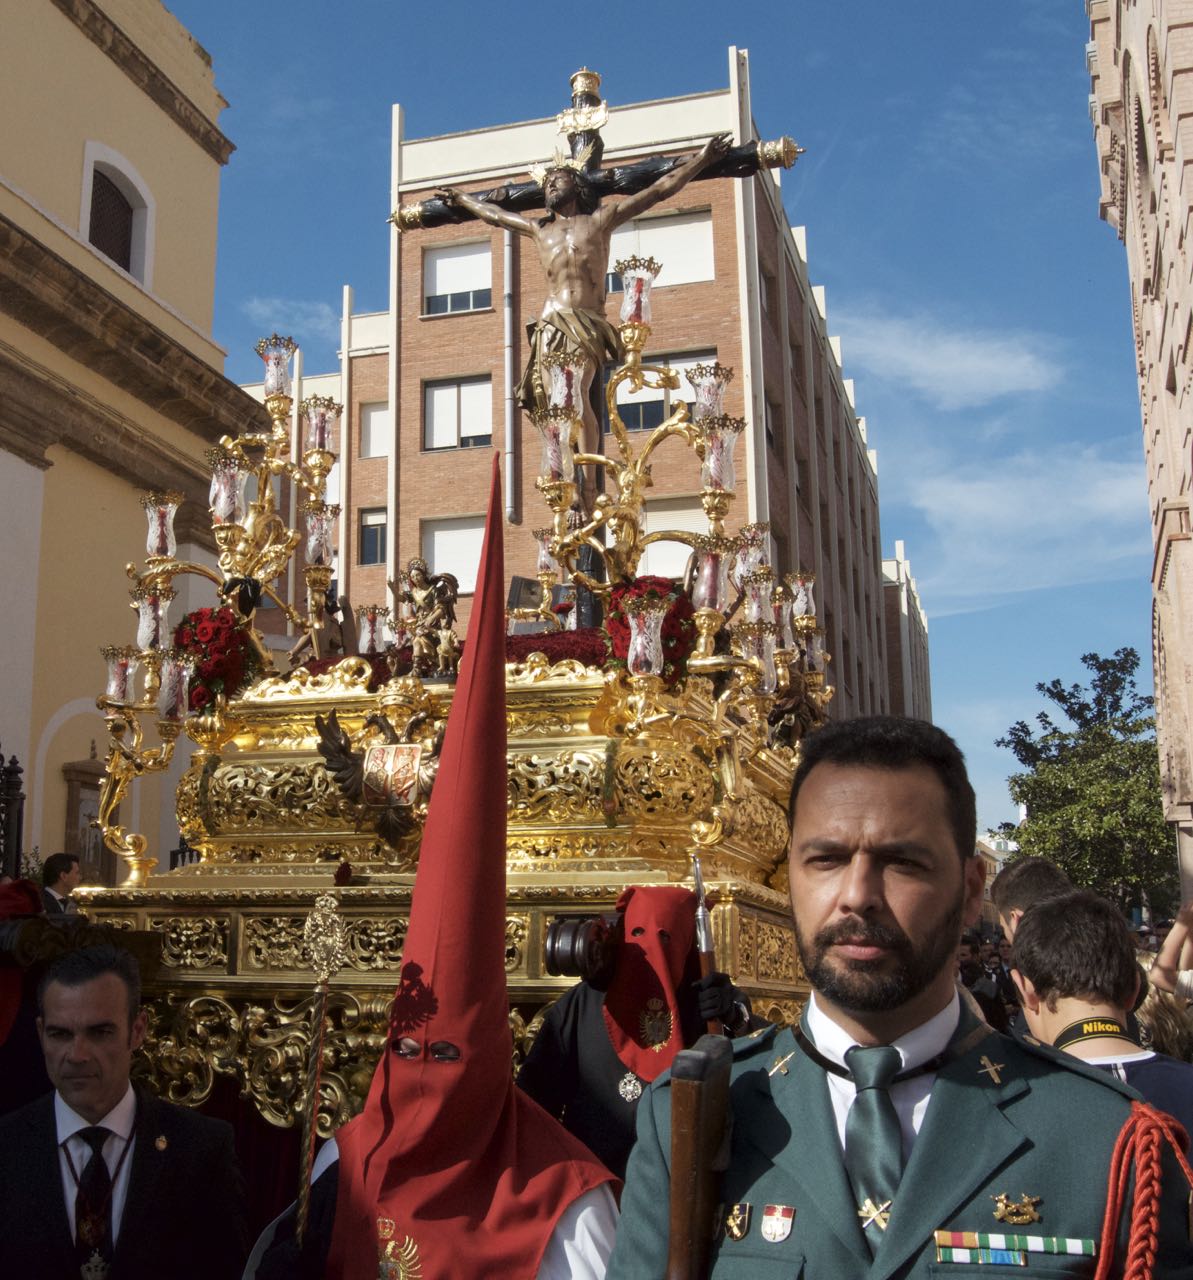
[[0, 944, 249, 1279], [41, 852, 81, 916]]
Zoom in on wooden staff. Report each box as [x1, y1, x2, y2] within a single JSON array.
[[691, 853, 721, 1036], [666, 1033, 733, 1280], [296, 892, 347, 1244]]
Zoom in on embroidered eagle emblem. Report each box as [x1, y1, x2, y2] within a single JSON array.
[[639, 996, 674, 1051], [376, 1217, 422, 1279]]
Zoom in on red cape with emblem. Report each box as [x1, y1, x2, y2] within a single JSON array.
[[327, 458, 615, 1279]]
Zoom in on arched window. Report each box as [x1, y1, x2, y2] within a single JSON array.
[[79, 143, 155, 287], [89, 169, 133, 271]]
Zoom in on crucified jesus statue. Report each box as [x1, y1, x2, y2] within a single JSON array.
[[436, 132, 731, 508]]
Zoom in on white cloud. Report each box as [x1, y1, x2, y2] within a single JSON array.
[[242, 296, 341, 348], [905, 444, 1150, 615], [835, 304, 1062, 410]]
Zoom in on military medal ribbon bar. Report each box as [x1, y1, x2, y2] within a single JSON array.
[[934, 1230, 1096, 1257], [936, 1245, 1026, 1266]]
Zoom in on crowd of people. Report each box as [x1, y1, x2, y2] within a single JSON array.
[[3, 483, 1193, 1276]]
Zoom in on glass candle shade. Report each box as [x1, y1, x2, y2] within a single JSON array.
[[301, 395, 342, 453], [132, 587, 174, 651], [533, 527, 558, 577], [303, 502, 339, 568], [807, 628, 826, 672], [624, 596, 669, 677], [686, 361, 734, 422], [534, 411, 576, 483], [141, 491, 182, 559], [740, 568, 775, 624], [543, 353, 588, 414], [256, 334, 297, 398], [789, 571, 816, 620], [207, 452, 252, 526], [733, 523, 771, 582], [101, 645, 140, 703], [157, 652, 195, 721], [614, 256, 661, 325], [737, 621, 779, 695], [773, 586, 796, 650], [689, 535, 736, 613], [357, 605, 390, 656], [700, 415, 745, 492]]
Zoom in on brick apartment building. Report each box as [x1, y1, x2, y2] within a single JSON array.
[[882, 541, 932, 720], [248, 48, 926, 719]]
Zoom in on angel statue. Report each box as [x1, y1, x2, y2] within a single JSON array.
[[391, 557, 460, 677]]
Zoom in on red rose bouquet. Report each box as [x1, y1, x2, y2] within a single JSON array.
[[604, 574, 696, 686], [173, 606, 262, 712]]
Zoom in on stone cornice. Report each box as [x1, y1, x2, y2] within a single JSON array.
[[0, 211, 268, 442], [0, 337, 216, 548], [48, 0, 234, 165]]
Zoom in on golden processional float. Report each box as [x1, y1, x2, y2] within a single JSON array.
[[78, 179, 828, 1145]]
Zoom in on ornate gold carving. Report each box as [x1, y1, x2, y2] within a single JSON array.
[[507, 708, 582, 738], [613, 746, 715, 821], [756, 920, 798, 984], [205, 761, 355, 832], [505, 656, 602, 685], [241, 657, 379, 702], [89, 915, 137, 931], [508, 750, 606, 823], [149, 915, 229, 969], [505, 915, 529, 972], [737, 914, 757, 979], [243, 915, 411, 973]]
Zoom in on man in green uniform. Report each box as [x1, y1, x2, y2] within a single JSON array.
[[608, 716, 1192, 1278]]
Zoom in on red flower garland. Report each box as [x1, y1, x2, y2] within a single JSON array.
[[174, 606, 262, 711], [605, 575, 696, 686]]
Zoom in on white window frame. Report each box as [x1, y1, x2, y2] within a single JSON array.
[[607, 208, 715, 290], [640, 496, 709, 580], [359, 508, 387, 566], [423, 241, 492, 316], [421, 515, 486, 594], [359, 402, 391, 459], [605, 349, 717, 433], [423, 376, 493, 451], [80, 141, 155, 287]]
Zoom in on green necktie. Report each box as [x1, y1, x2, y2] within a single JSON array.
[[844, 1044, 903, 1247]]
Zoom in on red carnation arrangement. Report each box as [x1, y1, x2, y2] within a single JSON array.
[[605, 574, 696, 686], [173, 606, 262, 712]]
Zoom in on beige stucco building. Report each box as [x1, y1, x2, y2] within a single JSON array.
[[0, 0, 265, 879], [882, 540, 932, 721], [1088, 0, 1193, 888], [254, 49, 925, 721]]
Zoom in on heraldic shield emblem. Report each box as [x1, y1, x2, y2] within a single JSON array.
[[362, 743, 422, 807], [761, 1204, 795, 1242]]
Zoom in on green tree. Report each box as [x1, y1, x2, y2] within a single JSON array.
[[996, 647, 1177, 915]]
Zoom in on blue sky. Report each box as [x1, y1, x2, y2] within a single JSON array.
[[165, 1, 1153, 831]]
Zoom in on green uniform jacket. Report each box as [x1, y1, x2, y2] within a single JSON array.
[[607, 1006, 1193, 1279]]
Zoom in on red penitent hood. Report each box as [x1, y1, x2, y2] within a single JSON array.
[[327, 458, 615, 1279]]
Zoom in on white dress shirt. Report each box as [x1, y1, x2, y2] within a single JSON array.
[[242, 1137, 619, 1280], [55, 1083, 137, 1244], [805, 990, 961, 1162]]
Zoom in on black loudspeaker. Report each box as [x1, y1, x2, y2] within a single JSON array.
[[544, 915, 617, 984]]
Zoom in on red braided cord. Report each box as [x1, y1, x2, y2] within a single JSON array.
[[1094, 1101, 1193, 1280]]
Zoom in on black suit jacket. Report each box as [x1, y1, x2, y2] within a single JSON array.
[[41, 888, 67, 915], [0, 1087, 249, 1280]]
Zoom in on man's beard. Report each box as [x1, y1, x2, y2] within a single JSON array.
[[795, 895, 965, 1013]]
